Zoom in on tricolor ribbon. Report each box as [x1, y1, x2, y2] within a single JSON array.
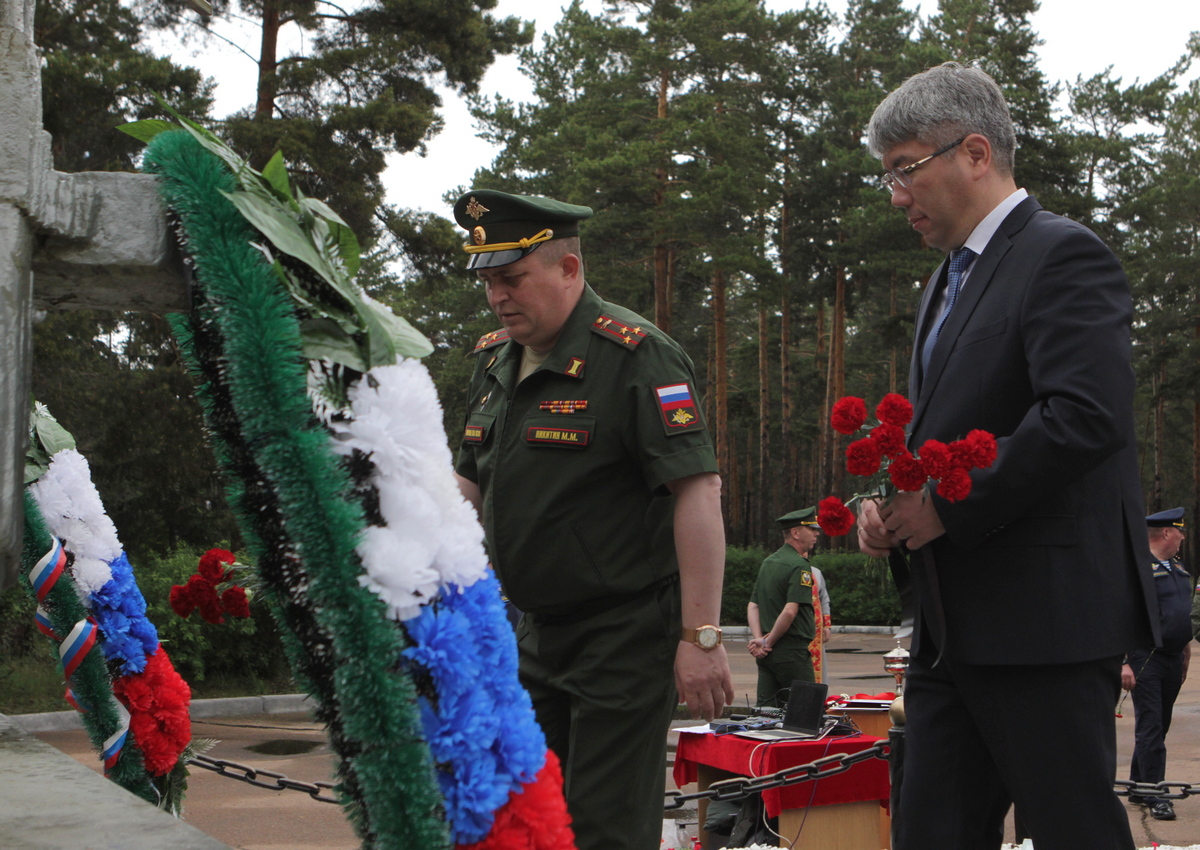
[[30, 538, 66, 603], [59, 618, 98, 679], [102, 707, 130, 774], [64, 686, 89, 713], [35, 606, 60, 640]]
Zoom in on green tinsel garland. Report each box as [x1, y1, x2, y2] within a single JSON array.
[[20, 491, 157, 803], [143, 129, 448, 849]]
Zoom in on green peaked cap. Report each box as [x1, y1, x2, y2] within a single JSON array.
[[453, 189, 593, 270], [776, 507, 818, 529]]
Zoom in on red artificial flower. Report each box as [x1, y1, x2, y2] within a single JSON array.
[[817, 497, 855, 537], [888, 451, 928, 492], [221, 585, 251, 619], [845, 438, 883, 476], [169, 583, 195, 618], [875, 393, 914, 428], [951, 429, 998, 470], [870, 422, 908, 458], [830, 397, 868, 435], [198, 548, 235, 583], [936, 466, 974, 502], [112, 646, 192, 776], [459, 750, 575, 850], [916, 439, 953, 480]]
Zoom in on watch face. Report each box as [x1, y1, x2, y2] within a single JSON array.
[[697, 627, 719, 649]]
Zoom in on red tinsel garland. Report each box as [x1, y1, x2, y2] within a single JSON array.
[[458, 750, 576, 850], [112, 646, 192, 776]]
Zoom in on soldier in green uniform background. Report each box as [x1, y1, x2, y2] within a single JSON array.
[[451, 190, 733, 850], [747, 508, 819, 707]]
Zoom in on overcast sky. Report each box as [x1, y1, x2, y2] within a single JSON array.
[[159, 0, 1198, 222]]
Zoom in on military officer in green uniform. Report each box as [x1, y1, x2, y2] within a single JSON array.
[[451, 189, 733, 850], [747, 508, 819, 707]]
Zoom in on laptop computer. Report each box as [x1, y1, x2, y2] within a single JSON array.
[[734, 680, 830, 741]]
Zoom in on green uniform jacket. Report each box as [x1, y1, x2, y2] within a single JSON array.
[[750, 545, 815, 643], [455, 284, 718, 616]]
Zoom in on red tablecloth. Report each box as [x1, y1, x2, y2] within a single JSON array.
[[673, 731, 890, 818]]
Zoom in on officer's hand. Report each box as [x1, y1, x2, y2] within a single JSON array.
[[1121, 663, 1135, 692], [858, 498, 900, 557], [676, 642, 734, 721], [880, 490, 946, 551]]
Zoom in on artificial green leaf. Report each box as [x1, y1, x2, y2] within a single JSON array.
[[300, 318, 370, 371], [118, 119, 178, 143], [300, 197, 350, 227], [35, 413, 77, 458], [153, 96, 247, 177], [329, 221, 362, 277], [261, 152, 293, 202], [360, 297, 434, 362], [222, 190, 341, 287]]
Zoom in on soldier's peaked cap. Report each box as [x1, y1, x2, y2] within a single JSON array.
[[776, 507, 819, 530], [453, 190, 593, 270], [1146, 507, 1186, 529]]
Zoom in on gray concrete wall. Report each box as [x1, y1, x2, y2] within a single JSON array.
[[0, 714, 230, 849]]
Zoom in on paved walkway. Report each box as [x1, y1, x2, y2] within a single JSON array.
[[21, 630, 1200, 848]]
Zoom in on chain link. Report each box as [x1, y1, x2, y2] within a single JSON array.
[[187, 754, 340, 803], [663, 743, 890, 810], [1115, 779, 1200, 801]]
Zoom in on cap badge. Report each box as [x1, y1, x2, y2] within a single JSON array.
[[472, 225, 487, 246], [465, 196, 490, 220]]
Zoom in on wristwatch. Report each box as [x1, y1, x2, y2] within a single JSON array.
[[681, 625, 723, 651]]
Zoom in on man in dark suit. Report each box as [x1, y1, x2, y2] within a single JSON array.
[[857, 62, 1159, 849]]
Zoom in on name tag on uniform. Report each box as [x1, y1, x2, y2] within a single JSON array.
[[526, 426, 590, 448]]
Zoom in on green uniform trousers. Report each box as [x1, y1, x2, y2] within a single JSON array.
[[754, 637, 814, 707], [517, 578, 680, 850]]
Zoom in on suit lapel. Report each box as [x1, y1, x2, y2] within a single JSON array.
[[909, 196, 1043, 436]]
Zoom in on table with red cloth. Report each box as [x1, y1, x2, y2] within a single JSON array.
[[673, 730, 891, 849]]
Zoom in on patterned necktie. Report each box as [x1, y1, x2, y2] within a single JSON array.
[[921, 246, 976, 374]]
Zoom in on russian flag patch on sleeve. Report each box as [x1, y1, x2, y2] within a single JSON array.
[[655, 382, 704, 434]]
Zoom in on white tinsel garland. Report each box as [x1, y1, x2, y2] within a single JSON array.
[[329, 359, 489, 621], [29, 449, 121, 596]]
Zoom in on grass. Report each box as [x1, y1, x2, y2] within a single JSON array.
[[0, 657, 75, 715], [0, 657, 298, 716]]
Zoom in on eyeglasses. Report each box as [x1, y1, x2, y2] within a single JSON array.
[[879, 136, 966, 194]]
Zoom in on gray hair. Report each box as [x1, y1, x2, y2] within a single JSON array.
[[867, 62, 1017, 176]]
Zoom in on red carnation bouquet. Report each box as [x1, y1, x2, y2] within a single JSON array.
[[818, 393, 997, 536], [169, 548, 252, 624]]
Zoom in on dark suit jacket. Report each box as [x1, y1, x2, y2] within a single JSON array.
[[896, 195, 1159, 665]]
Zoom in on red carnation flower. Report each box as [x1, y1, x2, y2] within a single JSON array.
[[951, 430, 998, 470], [113, 647, 192, 776], [817, 497, 855, 536], [169, 584, 195, 618], [870, 422, 908, 458], [221, 586, 251, 619], [830, 397, 868, 435], [936, 466, 973, 502], [875, 393, 914, 428], [916, 439, 953, 480], [889, 451, 928, 492], [845, 438, 883, 476], [197, 548, 235, 582]]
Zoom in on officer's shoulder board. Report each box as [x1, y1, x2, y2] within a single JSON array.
[[473, 328, 510, 354], [591, 314, 649, 350]]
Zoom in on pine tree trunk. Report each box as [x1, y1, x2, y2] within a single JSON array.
[[653, 68, 671, 333], [255, 0, 280, 121], [712, 267, 729, 525], [758, 305, 769, 541]]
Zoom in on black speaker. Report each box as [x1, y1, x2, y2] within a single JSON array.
[[782, 680, 828, 734]]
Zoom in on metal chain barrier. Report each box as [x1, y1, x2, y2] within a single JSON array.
[[663, 743, 891, 810], [1115, 779, 1200, 801], [187, 754, 340, 803]]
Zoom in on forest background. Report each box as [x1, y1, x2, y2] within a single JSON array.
[[8, 0, 1200, 693]]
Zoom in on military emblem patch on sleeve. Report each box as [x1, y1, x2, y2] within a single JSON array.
[[655, 382, 704, 435]]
